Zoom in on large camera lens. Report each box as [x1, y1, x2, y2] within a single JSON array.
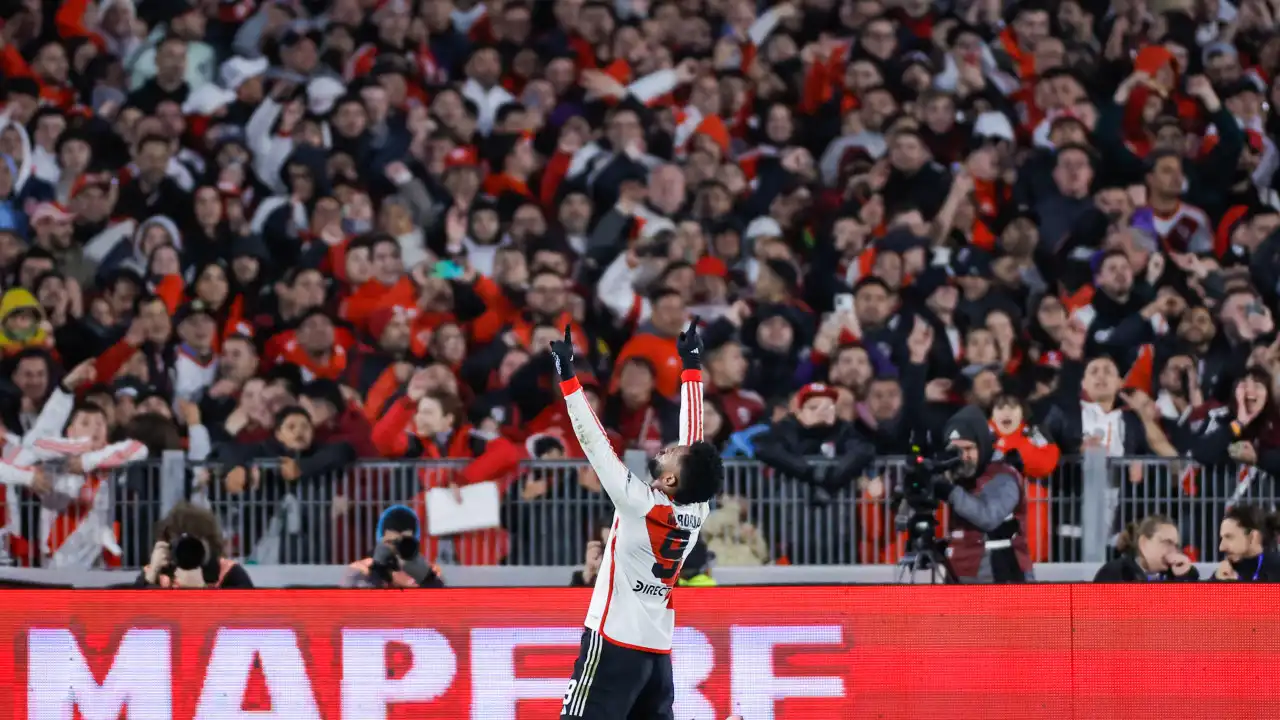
[[393, 535, 420, 561], [172, 534, 207, 571]]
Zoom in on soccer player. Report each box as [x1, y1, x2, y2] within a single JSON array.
[[551, 321, 723, 720]]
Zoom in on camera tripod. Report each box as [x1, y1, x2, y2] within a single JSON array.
[[894, 509, 960, 585]]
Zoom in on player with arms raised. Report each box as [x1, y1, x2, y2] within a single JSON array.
[[552, 320, 722, 720]]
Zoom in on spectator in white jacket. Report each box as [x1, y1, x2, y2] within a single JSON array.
[[0, 361, 149, 569]]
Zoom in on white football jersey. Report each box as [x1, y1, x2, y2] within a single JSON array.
[[561, 371, 710, 653]]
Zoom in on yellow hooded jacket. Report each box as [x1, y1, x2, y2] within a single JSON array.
[[0, 288, 51, 355]]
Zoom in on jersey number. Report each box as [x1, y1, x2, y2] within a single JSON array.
[[562, 678, 578, 715], [650, 527, 691, 582]]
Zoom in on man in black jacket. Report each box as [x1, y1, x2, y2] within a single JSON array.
[[753, 382, 876, 563], [754, 383, 876, 503]]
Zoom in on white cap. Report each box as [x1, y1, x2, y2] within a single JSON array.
[[972, 111, 1015, 143], [307, 76, 347, 116], [181, 84, 237, 116], [745, 216, 782, 241], [640, 217, 676, 240], [219, 56, 269, 91]]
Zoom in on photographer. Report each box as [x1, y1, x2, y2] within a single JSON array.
[[342, 505, 444, 588], [931, 406, 1034, 583], [137, 502, 253, 588], [1094, 515, 1198, 582]]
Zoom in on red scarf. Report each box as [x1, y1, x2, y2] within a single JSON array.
[[279, 340, 348, 380]]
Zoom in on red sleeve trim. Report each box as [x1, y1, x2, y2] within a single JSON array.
[[680, 369, 703, 383], [560, 377, 582, 395]]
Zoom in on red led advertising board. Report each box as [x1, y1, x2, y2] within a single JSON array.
[[2, 585, 1277, 719]]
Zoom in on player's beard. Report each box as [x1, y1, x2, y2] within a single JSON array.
[[647, 457, 664, 484]]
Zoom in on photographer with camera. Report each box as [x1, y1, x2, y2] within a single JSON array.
[[930, 406, 1034, 583], [138, 502, 253, 588], [342, 505, 444, 588]]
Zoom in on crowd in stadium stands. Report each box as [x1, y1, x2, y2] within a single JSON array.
[[3, 0, 1280, 575]]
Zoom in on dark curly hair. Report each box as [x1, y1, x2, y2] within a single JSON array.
[[673, 440, 723, 505], [154, 501, 224, 556], [1225, 504, 1280, 548]]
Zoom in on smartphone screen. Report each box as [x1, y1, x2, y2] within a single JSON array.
[[433, 260, 465, 280]]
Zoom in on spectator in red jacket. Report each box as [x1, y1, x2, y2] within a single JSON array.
[[371, 370, 486, 460], [990, 394, 1062, 564]]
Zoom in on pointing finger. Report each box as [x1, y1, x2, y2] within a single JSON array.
[[564, 325, 572, 343], [688, 315, 700, 333]]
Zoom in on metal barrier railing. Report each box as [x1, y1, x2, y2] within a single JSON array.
[[2, 453, 1272, 570], [1106, 457, 1280, 559]]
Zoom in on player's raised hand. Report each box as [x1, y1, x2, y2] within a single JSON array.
[[677, 315, 703, 369], [549, 325, 576, 380]]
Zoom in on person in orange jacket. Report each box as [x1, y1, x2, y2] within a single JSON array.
[[989, 393, 1061, 563]]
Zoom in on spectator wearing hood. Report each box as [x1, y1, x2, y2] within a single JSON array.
[[740, 304, 807, 396], [0, 288, 54, 358], [255, 145, 333, 269]]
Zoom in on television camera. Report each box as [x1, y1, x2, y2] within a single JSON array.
[[893, 445, 964, 584]]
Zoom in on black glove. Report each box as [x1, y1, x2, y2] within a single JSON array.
[[549, 325, 576, 381], [1001, 448, 1024, 473], [932, 478, 955, 501], [677, 315, 703, 369]]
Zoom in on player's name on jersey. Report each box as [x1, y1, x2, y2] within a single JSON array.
[[675, 513, 702, 529]]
